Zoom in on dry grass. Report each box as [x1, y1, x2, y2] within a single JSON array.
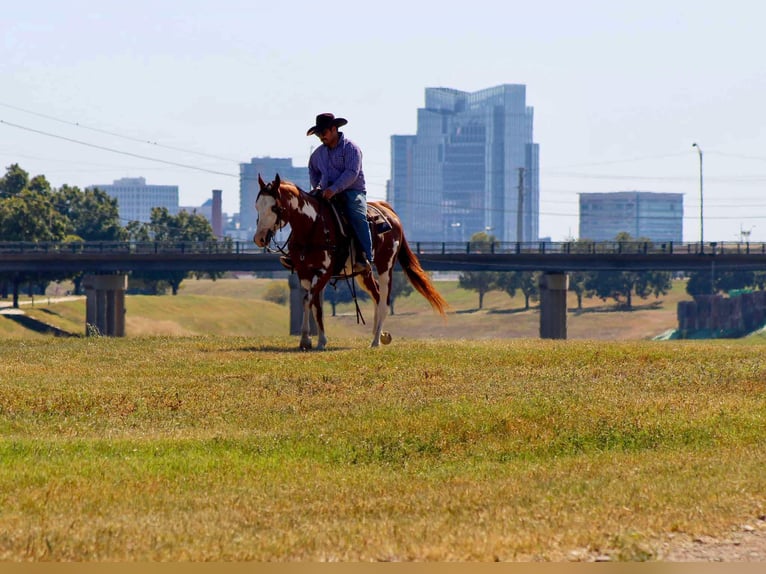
[[5, 276, 693, 342], [0, 336, 765, 561]]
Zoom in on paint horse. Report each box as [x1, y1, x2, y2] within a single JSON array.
[[253, 174, 448, 350]]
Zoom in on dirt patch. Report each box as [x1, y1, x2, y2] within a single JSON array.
[[656, 518, 766, 561]]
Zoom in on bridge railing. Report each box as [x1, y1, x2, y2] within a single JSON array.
[[412, 241, 766, 256], [1, 240, 765, 256], [0, 240, 271, 255]]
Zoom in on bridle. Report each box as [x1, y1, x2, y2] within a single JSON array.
[[256, 184, 291, 255]]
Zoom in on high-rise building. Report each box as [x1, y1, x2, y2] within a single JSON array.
[[89, 177, 178, 224], [389, 84, 540, 243], [578, 191, 684, 242], [239, 157, 310, 235]]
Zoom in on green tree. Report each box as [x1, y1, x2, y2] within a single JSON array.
[[586, 233, 672, 309], [388, 271, 414, 315], [324, 281, 370, 316], [52, 184, 126, 294], [0, 185, 69, 307], [53, 185, 124, 241], [0, 164, 30, 198], [566, 239, 596, 310], [458, 232, 499, 310], [128, 207, 220, 295], [516, 271, 541, 309]]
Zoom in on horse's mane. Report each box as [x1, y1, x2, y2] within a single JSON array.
[[277, 179, 305, 197]]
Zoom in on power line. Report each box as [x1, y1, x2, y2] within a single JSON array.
[[0, 119, 238, 178], [0, 101, 241, 164]]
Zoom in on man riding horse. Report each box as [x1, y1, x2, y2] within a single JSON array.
[[280, 112, 373, 275]]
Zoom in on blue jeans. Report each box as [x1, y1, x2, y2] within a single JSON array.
[[337, 190, 373, 261]]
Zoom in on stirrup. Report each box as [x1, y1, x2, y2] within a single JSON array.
[[279, 256, 294, 271], [352, 256, 371, 274]]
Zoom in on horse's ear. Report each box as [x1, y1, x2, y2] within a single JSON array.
[[274, 173, 281, 187], [258, 174, 266, 189]]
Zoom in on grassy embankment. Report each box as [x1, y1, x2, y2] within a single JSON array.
[[0, 335, 765, 560], [2, 276, 694, 341]]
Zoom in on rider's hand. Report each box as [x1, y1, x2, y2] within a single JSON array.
[[322, 189, 338, 200]]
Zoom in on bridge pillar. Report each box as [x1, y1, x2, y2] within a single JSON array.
[[288, 274, 317, 336], [539, 272, 568, 340], [83, 274, 128, 337]]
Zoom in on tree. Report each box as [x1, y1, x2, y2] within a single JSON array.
[[128, 207, 220, 295], [0, 164, 30, 198], [458, 231, 499, 310], [52, 184, 125, 294], [585, 233, 672, 309], [568, 271, 590, 310], [388, 271, 414, 315], [516, 271, 541, 309], [53, 185, 124, 241], [0, 186, 69, 307], [567, 239, 596, 310], [324, 280, 370, 316]]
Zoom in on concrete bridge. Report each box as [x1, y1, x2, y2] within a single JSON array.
[[2, 240, 765, 339]]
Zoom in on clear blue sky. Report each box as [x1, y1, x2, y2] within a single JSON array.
[[2, 0, 765, 241]]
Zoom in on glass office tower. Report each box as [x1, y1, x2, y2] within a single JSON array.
[[389, 84, 539, 243]]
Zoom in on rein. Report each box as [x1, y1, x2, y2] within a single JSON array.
[[260, 183, 367, 325]]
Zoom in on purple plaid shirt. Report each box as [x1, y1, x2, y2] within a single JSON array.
[[308, 132, 366, 194]]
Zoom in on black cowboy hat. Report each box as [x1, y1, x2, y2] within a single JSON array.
[[306, 113, 348, 136]]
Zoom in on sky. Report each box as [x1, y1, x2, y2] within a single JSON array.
[[2, 0, 765, 242]]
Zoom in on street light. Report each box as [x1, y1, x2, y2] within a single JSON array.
[[692, 143, 703, 250]]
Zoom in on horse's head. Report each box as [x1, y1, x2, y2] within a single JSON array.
[[253, 173, 286, 247]]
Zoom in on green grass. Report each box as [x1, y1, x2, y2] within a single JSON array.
[[0, 336, 764, 560]]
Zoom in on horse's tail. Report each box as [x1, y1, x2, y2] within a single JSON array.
[[397, 233, 449, 318]]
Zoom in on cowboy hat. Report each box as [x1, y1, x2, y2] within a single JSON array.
[[306, 113, 348, 136]]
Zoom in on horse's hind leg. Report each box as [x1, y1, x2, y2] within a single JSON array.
[[311, 273, 331, 351], [359, 270, 387, 347]]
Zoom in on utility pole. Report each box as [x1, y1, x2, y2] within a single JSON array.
[[692, 143, 704, 251], [517, 167, 524, 243]]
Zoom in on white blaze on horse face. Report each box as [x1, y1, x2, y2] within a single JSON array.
[[254, 194, 278, 247]]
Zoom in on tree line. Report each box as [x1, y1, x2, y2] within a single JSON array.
[[457, 231, 766, 311], [0, 164, 220, 307]]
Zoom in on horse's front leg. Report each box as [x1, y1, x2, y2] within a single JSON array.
[[299, 278, 313, 350], [312, 274, 331, 351]]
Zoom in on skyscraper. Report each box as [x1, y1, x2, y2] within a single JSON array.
[[579, 191, 684, 242], [389, 84, 540, 243], [239, 157, 310, 235]]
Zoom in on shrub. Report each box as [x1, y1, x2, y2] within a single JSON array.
[[263, 281, 289, 305]]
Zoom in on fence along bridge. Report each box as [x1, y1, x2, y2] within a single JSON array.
[[1, 240, 765, 339]]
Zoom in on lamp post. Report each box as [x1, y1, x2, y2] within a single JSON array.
[[692, 143, 703, 251]]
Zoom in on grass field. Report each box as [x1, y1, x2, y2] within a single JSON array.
[[2, 277, 764, 561], [1, 334, 765, 561]]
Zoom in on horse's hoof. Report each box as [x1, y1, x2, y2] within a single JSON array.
[[299, 340, 312, 351], [380, 331, 392, 345]]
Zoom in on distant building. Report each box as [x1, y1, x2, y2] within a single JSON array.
[[389, 84, 540, 242], [180, 189, 224, 238], [89, 177, 179, 224], [579, 191, 684, 242], [239, 157, 310, 234]]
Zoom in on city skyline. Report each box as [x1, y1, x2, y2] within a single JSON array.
[[390, 84, 539, 243], [3, 1, 765, 243]]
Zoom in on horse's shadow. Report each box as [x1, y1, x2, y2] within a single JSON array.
[[219, 345, 355, 354]]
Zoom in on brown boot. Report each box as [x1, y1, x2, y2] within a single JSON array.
[[279, 256, 294, 271], [352, 254, 372, 274]]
